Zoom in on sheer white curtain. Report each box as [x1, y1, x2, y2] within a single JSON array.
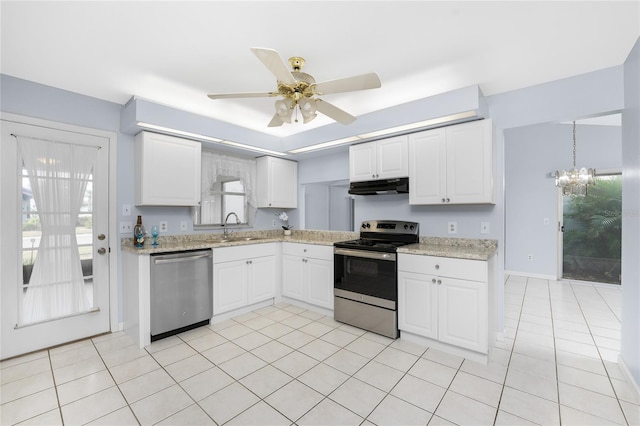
[[200, 151, 257, 224], [18, 136, 99, 325]]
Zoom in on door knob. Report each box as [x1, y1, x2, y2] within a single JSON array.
[[97, 247, 106, 255]]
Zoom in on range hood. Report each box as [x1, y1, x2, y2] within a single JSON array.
[[348, 178, 409, 195]]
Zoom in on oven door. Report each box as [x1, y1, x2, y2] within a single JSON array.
[[334, 248, 397, 310]]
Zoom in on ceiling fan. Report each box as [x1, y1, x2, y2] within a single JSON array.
[[207, 47, 382, 127]]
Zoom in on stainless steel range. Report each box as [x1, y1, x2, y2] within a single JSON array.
[[333, 220, 419, 338]]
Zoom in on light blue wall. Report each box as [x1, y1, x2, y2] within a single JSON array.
[[505, 123, 622, 277], [2, 48, 638, 378], [621, 37, 640, 388]]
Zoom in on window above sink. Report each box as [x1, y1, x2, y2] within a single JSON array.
[[193, 151, 257, 229]]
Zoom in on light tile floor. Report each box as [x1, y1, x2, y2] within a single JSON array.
[[2, 276, 639, 425]]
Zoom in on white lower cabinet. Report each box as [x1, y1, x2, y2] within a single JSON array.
[[213, 243, 276, 315], [282, 243, 333, 310], [398, 253, 488, 354]]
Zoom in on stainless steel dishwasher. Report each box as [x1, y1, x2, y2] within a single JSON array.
[[150, 249, 213, 341]]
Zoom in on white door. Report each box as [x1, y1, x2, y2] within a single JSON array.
[[349, 143, 377, 182], [247, 256, 276, 304], [408, 128, 447, 205], [306, 258, 333, 309], [438, 277, 488, 353], [1, 120, 111, 359], [398, 271, 438, 339], [376, 136, 409, 179], [282, 255, 305, 301], [213, 260, 247, 315], [446, 120, 493, 204]]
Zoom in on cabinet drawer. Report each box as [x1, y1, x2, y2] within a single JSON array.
[[213, 243, 276, 264], [398, 254, 486, 282], [282, 242, 333, 260]]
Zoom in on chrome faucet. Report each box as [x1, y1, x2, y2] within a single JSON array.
[[223, 212, 241, 238]]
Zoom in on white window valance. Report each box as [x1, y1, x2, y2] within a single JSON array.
[[200, 150, 257, 224]]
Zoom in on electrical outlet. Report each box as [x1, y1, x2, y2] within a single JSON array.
[[122, 204, 131, 216], [480, 222, 490, 234], [180, 221, 188, 231], [160, 221, 168, 232], [448, 222, 458, 234], [272, 219, 277, 227], [528, 254, 534, 261], [120, 222, 132, 233]]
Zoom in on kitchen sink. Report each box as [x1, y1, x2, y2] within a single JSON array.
[[208, 236, 265, 243]]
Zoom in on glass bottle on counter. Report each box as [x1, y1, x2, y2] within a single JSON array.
[[134, 215, 146, 248]]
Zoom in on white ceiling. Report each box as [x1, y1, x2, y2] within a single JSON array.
[[1, 1, 638, 138]]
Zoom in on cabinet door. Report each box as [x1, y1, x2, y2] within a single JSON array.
[[135, 132, 201, 206], [247, 256, 276, 304], [398, 271, 438, 339], [377, 136, 408, 179], [213, 260, 247, 315], [445, 120, 494, 204], [282, 255, 305, 301], [349, 143, 377, 182], [306, 258, 333, 309], [438, 277, 488, 353], [408, 129, 447, 205], [257, 156, 298, 208]]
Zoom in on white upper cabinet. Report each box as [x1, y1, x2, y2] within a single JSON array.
[[135, 131, 201, 206], [257, 156, 298, 208], [349, 136, 408, 182], [409, 119, 494, 205]]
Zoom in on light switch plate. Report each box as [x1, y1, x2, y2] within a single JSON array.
[[122, 204, 131, 216], [180, 221, 188, 231]]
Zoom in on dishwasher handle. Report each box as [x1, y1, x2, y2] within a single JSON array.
[[152, 251, 212, 265]]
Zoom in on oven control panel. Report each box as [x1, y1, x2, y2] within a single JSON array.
[[360, 220, 419, 235]]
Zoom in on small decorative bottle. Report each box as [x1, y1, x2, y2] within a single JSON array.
[[133, 215, 146, 248]]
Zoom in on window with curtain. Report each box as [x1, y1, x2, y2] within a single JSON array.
[[194, 150, 256, 227]]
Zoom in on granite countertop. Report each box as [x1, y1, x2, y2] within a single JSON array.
[[398, 237, 498, 261], [121, 229, 358, 254], [122, 230, 497, 260]]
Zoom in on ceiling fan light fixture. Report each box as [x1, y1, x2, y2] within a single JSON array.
[[298, 98, 317, 123], [275, 99, 293, 123]]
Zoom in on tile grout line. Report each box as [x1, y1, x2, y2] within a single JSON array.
[[90, 336, 143, 425], [567, 281, 631, 425], [491, 275, 528, 426]]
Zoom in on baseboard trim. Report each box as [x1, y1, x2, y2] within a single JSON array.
[[504, 270, 557, 280]]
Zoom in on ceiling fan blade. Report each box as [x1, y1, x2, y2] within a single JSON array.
[[267, 113, 284, 127], [250, 47, 297, 85], [207, 92, 277, 100], [312, 73, 381, 95], [314, 99, 356, 125]]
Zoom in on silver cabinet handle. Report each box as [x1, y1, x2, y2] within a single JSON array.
[[446, 198, 450, 203], [98, 234, 106, 241], [432, 278, 436, 283], [442, 198, 446, 203], [435, 264, 440, 270], [437, 279, 442, 285], [97, 247, 106, 255]]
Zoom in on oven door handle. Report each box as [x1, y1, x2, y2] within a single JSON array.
[[334, 248, 396, 261]]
